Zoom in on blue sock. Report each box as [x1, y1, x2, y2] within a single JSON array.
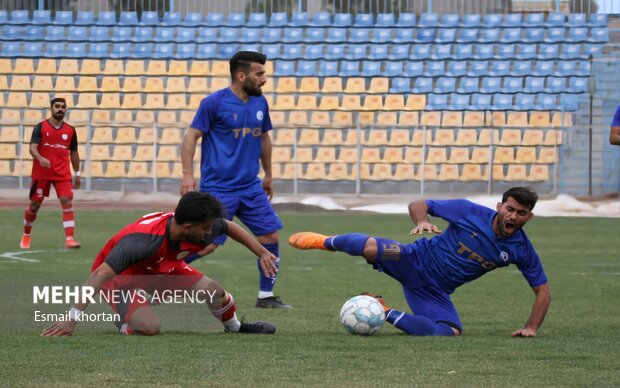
[[324, 233, 369, 256], [385, 309, 455, 336], [184, 252, 201, 264], [258, 242, 279, 292]]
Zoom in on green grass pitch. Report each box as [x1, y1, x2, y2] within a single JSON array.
[[0, 208, 618, 386]]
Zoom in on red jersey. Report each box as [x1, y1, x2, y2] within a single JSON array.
[[30, 120, 78, 181], [91, 212, 227, 276]]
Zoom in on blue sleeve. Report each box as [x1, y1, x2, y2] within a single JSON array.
[[191, 96, 217, 133], [515, 238, 548, 288], [612, 105, 620, 127], [425, 199, 491, 224]]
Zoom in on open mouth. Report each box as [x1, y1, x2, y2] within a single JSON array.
[[503, 221, 516, 234]]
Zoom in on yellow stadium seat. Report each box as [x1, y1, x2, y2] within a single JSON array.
[[432, 129, 455, 146], [0, 144, 17, 159], [327, 162, 356, 181], [88, 161, 105, 177], [297, 95, 318, 110], [31, 75, 52, 91], [405, 94, 426, 110], [362, 95, 382, 111], [187, 94, 203, 109], [272, 146, 292, 162], [210, 61, 228, 76], [296, 147, 314, 162], [75, 128, 88, 143], [544, 130, 562, 145], [384, 95, 405, 111], [13, 59, 35, 74], [103, 60, 124, 75], [515, 147, 537, 163], [156, 161, 173, 178], [0, 160, 12, 176], [449, 147, 470, 163], [275, 94, 295, 110], [298, 129, 320, 145], [361, 148, 381, 163], [55, 59, 78, 75], [442, 112, 463, 127], [471, 147, 491, 163], [122, 77, 142, 92], [460, 164, 484, 181], [344, 77, 366, 93], [420, 111, 441, 126], [504, 164, 527, 181], [506, 111, 528, 127], [111, 145, 133, 160], [421, 164, 438, 180], [493, 147, 515, 164], [528, 164, 550, 181], [116, 127, 137, 143], [551, 112, 572, 127], [376, 112, 398, 126], [36, 59, 57, 74], [404, 148, 424, 163], [273, 129, 296, 145], [90, 110, 111, 125], [23, 109, 44, 125], [114, 110, 134, 125], [0, 126, 20, 142], [530, 112, 550, 127], [144, 78, 164, 92], [299, 77, 320, 93], [137, 127, 155, 144], [0, 109, 21, 125], [411, 129, 432, 146], [90, 144, 111, 160], [365, 129, 388, 146], [341, 95, 362, 110], [269, 111, 285, 126], [157, 145, 179, 161], [368, 77, 389, 93], [344, 129, 359, 145], [189, 60, 209, 76], [276, 77, 297, 93], [332, 111, 353, 126], [106, 161, 127, 177], [157, 111, 178, 127], [426, 147, 448, 163], [99, 93, 121, 108], [388, 129, 410, 146], [319, 96, 339, 110], [91, 127, 114, 143], [13, 160, 32, 177], [80, 59, 101, 75], [538, 147, 558, 163], [143, 93, 165, 109], [302, 162, 327, 180], [358, 112, 374, 127], [382, 147, 403, 163], [126, 161, 151, 178], [0, 75, 7, 90], [362, 163, 393, 181], [486, 112, 506, 126], [521, 129, 544, 146], [29, 93, 50, 108], [166, 77, 186, 93], [455, 129, 478, 145], [477, 129, 493, 146], [77, 76, 98, 92], [393, 164, 416, 180], [10, 75, 31, 91], [209, 77, 228, 91], [179, 111, 195, 126], [54, 76, 75, 92], [134, 145, 155, 161], [315, 146, 336, 162], [499, 129, 522, 145], [337, 148, 358, 163], [309, 111, 330, 126], [66, 110, 89, 126], [135, 110, 155, 126], [322, 129, 344, 145], [146, 60, 167, 75], [186, 77, 207, 93], [437, 164, 459, 181], [168, 60, 189, 76], [463, 111, 485, 127], [398, 111, 419, 126], [159, 128, 182, 144], [0, 59, 11, 73], [121, 94, 141, 109], [125, 60, 145, 75], [321, 77, 343, 93], [274, 163, 295, 180], [166, 94, 187, 109]]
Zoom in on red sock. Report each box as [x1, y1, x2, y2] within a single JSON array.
[[23, 206, 37, 235], [209, 292, 237, 322], [61, 203, 75, 238]]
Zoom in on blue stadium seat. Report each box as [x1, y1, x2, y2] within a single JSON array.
[[354, 13, 373, 27], [45, 42, 65, 57], [568, 14, 587, 27], [134, 43, 155, 58], [523, 13, 544, 27], [428, 61, 446, 76], [583, 43, 603, 58], [154, 43, 174, 59], [588, 14, 607, 27], [33, 10, 52, 24], [184, 12, 203, 26], [546, 77, 566, 93], [240, 27, 260, 42], [385, 61, 403, 76], [299, 60, 318, 76], [111, 26, 132, 42], [262, 43, 281, 59], [539, 44, 559, 60], [546, 13, 565, 27], [1, 25, 22, 40], [24, 42, 44, 57], [469, 61, 489, 76], [350, 28, 370, 43], [473, 44, 494, 60], [560, 43, 582, 59], [461, 14, 481, 27], [501, 28, 522, 43], [97, 11, 116, 25], [560, 94, 579, 111], [325, 44, 345, 60], [120, 12, 139, 25], [545, 28, 566, 43], [0, 10, 7, 24], [219, 43, 239, 59], [66, 26, 87, 41], [567, 27, 588, 42], [248, 13, 267, 27], [111, 43, 131, 58], [372, 29, 392, 43], [419, 13, 439, 27], [416, 28, 436, 43], [291, 12, 309, 26], [46, 26, 66, 41], [435, 77, 456, 93], [497, 44, 516, 59], [492, 93, 513, 110], [155, 27, 175, 42], [262, 28, 282, 43], [305, 27, 325, 42], [471, 93, 492, 110], [24, 26, 44, 41], [389, 45, 409, 60], [227, 12, 245, 26], [89, 42, 109, 58], [524, 77, 546, 93], [482, 14, 502, 27], [457, 28, 479, 43], [361, 61, 381, 76], [457, 77, 479, 93], [568, 77, 588, 93], [437, 28, 457, 43], [404, 62, 423, 77], [589, 28, 609, 43], [340, 61, 360, 76], [318, 61, 338, 76], [576, 60, 591, 76], [397, 13, 416, 27], [333, 13, 352, 26], [76, 11, 94, 25], [557, 61, 577, 76], [205, 13, 224, 26], [535, 94, 557, 110], [311, 11, 331, 26], [490, 60, 511, 76], [524, 28, 544, 42], [54, 10, 73, 25], [375, 13, 395, 27], [446, 61, 467, 77], [514, 93, 535, 110], [426, 94, 449, 110], [503, 77, 523, 93], [480, 77, 502, 93], [282, 45, 302, 59], [479, 28, 500, 43], [140, 11, 159, 25], [412, 44, 431, 59], [175, 43, 196, 59], [440, 14, 460, 27], [533, 61, 554, 76], [369, 44, 388, 60], [195, 44, 217, 59], [432, 44, 452, 60], [390, 77, 411, 93], [326, 27, 346, 42], [9, 10, 29, 24], [413, 78, 433, 93], [219, 27, 239, 42], [394, 29, 414, 43], [0, 42, 19, 56], [283, 28, 303, 42], [450, 94, 470, 110], [512, 61, 532, 75], [162, 12, 181, 25], [133, 26, 154, 42], [239, 43, 260, 53], [270, 13, 288, 26], [305, 44, 323, 59], [516, 44, 537, 59], [503, 14, 522, 27]]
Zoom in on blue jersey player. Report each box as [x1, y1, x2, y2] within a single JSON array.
[[289, 187, 551, 337], [610, 104, 620, 145], [181, 51, 291, 309]]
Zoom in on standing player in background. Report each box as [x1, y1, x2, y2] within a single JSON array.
[[21, 97, 81, 249], [289, 187, 551, 337], [180, 51, 291, 309], [609, 104, 620, 145]]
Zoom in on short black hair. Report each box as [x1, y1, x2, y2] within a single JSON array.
[[229, 51, 267, 77], [174, 192, 225, 224], [50, 97, 66, 107], [502, 187, 538, 211]]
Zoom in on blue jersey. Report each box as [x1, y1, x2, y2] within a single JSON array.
[[413, 199, 547, 294], [612, 105, 620, 127], [190, 88, 273, 195]]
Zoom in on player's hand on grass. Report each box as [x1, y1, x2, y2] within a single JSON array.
[[180, 175, 196, 196], [262, 176, 274, 201], [41, 320, 77, 337], [410, 223, 441, 235], [258, 252, 278, 278], [511, 327, 537, 337]]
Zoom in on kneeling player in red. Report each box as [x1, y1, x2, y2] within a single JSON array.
[[41, 192, 278, 336]]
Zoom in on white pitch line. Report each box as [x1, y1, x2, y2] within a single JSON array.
[[0, 250, 44, 262]]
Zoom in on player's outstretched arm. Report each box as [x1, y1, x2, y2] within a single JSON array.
[[408, 200, 442, 235], [41, 263, 116, 337], [224, 220, 278, 277], [511, 283, 551, 338], [180, 127, 202, 195]]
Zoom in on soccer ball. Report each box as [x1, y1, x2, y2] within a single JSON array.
[[339, 295, 385, 335]]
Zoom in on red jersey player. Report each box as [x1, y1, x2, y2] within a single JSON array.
[[42, 192, 278, 336], [21, 97, 81, 249]]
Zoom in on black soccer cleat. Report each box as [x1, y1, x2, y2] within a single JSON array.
[[255, 296, 293, 309], [238, 321, 276, 334]]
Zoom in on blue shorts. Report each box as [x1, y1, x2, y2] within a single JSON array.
[[373, 237, 463, 332], [209, 191, 283, 245]]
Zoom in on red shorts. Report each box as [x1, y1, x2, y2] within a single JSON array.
[[100, 263, 205, 323], [29, 179, 74, 201]]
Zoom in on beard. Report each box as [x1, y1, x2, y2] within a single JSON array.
[[53, 111, 65, 120], [243, 83, 262, 97]]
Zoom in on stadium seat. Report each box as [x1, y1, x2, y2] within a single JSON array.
[[435, 78, 456, 93], [54, 10, 74, 25], [354, 13, 373, 27], [545, 28, 566, 43], [404, 62, 423, 77], [457, 28, 479, 43], [375, 13, 395, 27], [503, 13, 522, 27], [119, 12, 139, 25], [480, 77, 502, 93], [528, 164, 549, 181], [269, 12, 287, 26], [247, 13, 267, 27], [504, 164, 527, 181], [437, 28, 457, 43], [412, 78, 433, 93], [588, 14, 607, 27], [416, 29, 436, 43], [226, 12, 245, 26], [492, 94, 513, 110]]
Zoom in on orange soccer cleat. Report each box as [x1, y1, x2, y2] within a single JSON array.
[[360, 292, 390, 312], [20, 235, 31, 249], [64, 237, 81, 249], [288, 232, 332, 251]]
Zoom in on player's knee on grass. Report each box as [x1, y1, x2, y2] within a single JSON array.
[[362, 238, 378, 263]]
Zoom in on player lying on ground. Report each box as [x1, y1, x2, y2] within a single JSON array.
[[289, 187, 551, 337], [42, 192, 278, 336]]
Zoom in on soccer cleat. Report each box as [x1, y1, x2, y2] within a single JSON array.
[[65, 238, 81, 249], [20, 235, 31, 249], [255, 296, 292, 309], [360, 292, 390, 312], [288, 232, 332, 251], [231, 321, 276, 334]]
